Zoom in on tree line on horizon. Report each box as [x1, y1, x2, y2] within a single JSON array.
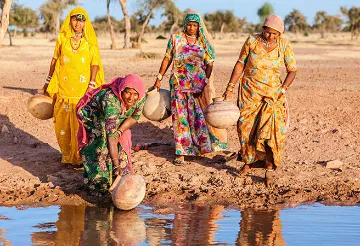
[[1, 0, 359, 49]]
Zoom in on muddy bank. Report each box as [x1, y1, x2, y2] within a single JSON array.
[[0, 37, 360, 209]]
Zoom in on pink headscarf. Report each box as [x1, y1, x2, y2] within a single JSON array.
[[263, 14, 284, 33], [76, 74, 145, 171]]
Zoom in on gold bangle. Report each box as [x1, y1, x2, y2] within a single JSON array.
[[111, 157, 118, 160], [227, 88, 233, 92], [228, 83, 236, 88]]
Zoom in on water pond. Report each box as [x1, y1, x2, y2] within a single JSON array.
[[0, 203, 359, 245]]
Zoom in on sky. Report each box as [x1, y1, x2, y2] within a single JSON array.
[[16, 0, 359, 25]]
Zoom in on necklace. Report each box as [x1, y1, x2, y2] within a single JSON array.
[[184, 33, 197, 45], [185, 33, 197, 39], [74, 32, 83, 38], [70, 37, 82, 53]]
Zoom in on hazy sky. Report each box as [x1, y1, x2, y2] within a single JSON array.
[[17, 0, 359, 25]]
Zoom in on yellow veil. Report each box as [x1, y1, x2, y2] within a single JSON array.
[[47, 7, 105, 97]]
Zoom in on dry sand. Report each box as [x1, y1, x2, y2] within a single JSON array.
[[0, 33, 360, 209]]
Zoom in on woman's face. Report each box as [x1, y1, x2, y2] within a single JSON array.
[[185, 21, 199, 36], [263, 27, 280, 42], [121, 87, 139, 109], [70, 16, 85, 33]]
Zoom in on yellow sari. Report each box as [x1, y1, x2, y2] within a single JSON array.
[[47, 7, 105, 164]]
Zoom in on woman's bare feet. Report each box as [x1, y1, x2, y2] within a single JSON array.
[[173, 155, 185, 166], [239, 164, 252, 176], [265, 169, 275, 187]]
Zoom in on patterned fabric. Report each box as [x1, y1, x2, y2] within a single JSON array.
[[237, 34, 297, 166], [165, 32, 212, 93], [46, 8, 104, 165], [78, 88, 145, 192], [165, 33, 227, 155]]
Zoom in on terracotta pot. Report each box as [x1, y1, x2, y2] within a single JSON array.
[[204, 97, 240, 129], [27, 94, 54, 120], [110, 173, 146, 211], [142, 87, 171, 121]]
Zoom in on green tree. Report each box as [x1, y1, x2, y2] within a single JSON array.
[[204, 10, 239, 37], [0, 0, 13, 48], [135, 0, 168, 47], [10, 3, 39, 37], [284, 9, 309, 33], [314, 11, 343, 38], [39, 0, 78, 37], [257, 2, 274, 23], [162, 0, 182, 33], [341, 6, 360, 40]]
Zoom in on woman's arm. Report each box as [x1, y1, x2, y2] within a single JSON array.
[[107, 136, 120, 172], [282, 70, 297, 91], [107, 117, 138, 175], [205, 62, 214, 79], [87, 65, 99, 93], [223, 61, 245, 100], [118, 117, 138, 133], [42, 58, 57, 93], [153, 57, 172, 91]]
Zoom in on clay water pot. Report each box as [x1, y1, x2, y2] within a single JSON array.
[[204, 97, 240, 129], [142, 86, 171, 121], [109, 173, 146, 211], [27, 94, 54, 120]]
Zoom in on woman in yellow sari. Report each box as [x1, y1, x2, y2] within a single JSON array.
[[42, 7, 104, 165], [223, 15, 297, 186]]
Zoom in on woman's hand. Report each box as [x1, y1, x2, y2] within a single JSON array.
[[86, 87, 94, 94], [223, 89, 233, 101], [153, 79, 161, 92], [113, 166, 120, 176]]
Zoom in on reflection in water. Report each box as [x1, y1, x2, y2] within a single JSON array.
[[171, 204, 224, 245], [1, 204, 360, 245], [237, 210, 284, 246], [55, 205, 85, 245]]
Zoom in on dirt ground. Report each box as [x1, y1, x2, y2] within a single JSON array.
[[0, 33, 360, 209]]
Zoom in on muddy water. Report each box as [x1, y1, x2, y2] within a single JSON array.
[[0, 203, 359, 245]]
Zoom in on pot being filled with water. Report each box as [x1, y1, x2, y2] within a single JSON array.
[[109, 173, 146, 211]]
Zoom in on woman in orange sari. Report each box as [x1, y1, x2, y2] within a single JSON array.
[[42, 7, 104, 165], [223, 15, 297, 186]]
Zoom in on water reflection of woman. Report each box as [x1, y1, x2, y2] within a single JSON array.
[[237, 210, 284, 246], [171, 205, 224, 245]]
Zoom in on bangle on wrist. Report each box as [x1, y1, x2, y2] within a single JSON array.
[[228, 83, 236, 88], [227, 87, 233, 92], [116, 129, 123, 136], [157, 73, 163, 81], [88, 85, 95, 89], [46, 75, 52, 82], [280, 87, 286, 94]]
